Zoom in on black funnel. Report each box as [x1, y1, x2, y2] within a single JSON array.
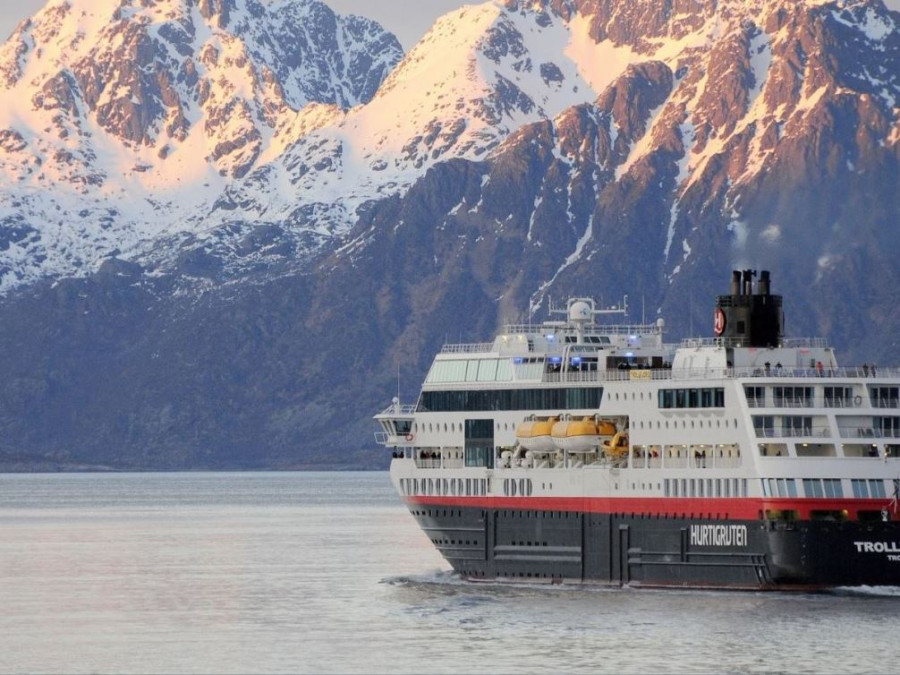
[[715, 269, 783, 347]]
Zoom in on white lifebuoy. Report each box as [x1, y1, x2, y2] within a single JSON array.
[[854, 395, 862, 406], [405, 433, 414, 441]]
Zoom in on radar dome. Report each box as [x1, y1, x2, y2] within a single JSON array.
[[569, 301, 592, 322]]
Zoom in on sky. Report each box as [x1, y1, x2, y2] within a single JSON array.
[[0, 0, 472, 50]]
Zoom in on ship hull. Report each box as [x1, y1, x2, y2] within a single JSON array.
[[407, 501, 900, 589]]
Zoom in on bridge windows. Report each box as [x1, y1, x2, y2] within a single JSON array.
[[420, 387, 603, 412]]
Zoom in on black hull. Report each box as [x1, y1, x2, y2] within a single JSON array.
[[409, 503, 900, 589]]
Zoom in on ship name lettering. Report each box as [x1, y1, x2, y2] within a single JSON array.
[[689, 524, 748, 547], [853, 541, 900, 554]]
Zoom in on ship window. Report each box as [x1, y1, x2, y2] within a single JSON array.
[[851, 479, 869, 498], [659, 390, 673, 408], [477, 359, 498, 382], [774, 386, 813, 408], [871, 387, 899, 409], [869, 480, 887, 498], [496, 359, 513, 382], [803, 479, 824, 498], [796, 443, 836, 457], [875, 417, 900, 436], [782, 416, 813, 437], [824, 386, 854, 408]]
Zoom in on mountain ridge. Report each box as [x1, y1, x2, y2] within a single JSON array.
[[0, 0, 897, 470]]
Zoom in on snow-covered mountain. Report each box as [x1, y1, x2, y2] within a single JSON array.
[[1, 0, 897, 294], [0, 0, 402, 290], [0, 0, 898, 470]]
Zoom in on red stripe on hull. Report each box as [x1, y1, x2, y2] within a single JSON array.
[[404, 495, 894, 521]]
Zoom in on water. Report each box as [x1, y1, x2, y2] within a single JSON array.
[[1, 472, 898, 674]]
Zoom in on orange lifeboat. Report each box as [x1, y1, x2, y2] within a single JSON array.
[[515, 415, 557, 453], [551, 416, 604, 453], [602, 431, 630, 458]]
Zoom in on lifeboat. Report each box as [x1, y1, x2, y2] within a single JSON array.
[[602, 431, 630, 458], [551, 416, 605, 453], [596, 420, 617, 436], [515, 415, 557, 453]]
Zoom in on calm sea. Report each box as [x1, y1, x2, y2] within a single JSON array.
[[0, 472, 897, 674]]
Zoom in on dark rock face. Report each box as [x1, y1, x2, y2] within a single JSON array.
[[0, 0, 897, 470]]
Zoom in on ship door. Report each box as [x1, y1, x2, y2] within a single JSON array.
[[465, 419, 494, 468]]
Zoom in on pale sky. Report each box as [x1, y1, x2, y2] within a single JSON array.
[[0, 0, 472, 50]]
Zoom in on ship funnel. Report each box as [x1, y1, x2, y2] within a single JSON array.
[[714, 269, 783, 347], [759, 270, 771, 296], [742, 269, 755, 296]]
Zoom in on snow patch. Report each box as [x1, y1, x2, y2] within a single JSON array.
[[761, 224, 781, 243]]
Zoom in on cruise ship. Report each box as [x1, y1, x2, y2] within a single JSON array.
[[375, 271, 900, 589]]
